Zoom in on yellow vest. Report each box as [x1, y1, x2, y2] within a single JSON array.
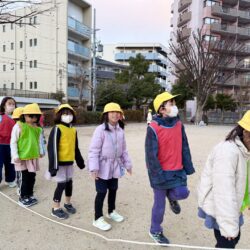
[[57, 124, 76, 162]]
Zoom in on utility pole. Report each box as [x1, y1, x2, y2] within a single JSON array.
[[92, 8, 97, 111]]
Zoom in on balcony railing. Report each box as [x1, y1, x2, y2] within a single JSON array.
[[68, 16, 91, 39], [178, 0, 192, 12], [177, 27, 191, 41], [177, 11, 191, 27], [210, 23, 237, 35], [67, 87, 90, 99], [68, 40, 90, 60], [238, 10, 250, 22], [68, 64, 90, 77], [240, 0, 250, 7], [211, 5, 237, 20]]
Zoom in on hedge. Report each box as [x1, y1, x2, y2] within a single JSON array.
[[43, 109, 144, 126]]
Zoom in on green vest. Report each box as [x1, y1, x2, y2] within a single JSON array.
[[17, 122, 42, 160], [241, 160, 250, 212]]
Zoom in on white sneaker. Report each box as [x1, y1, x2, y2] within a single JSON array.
[[106, 211, 124, 222], [93, 216, 112, 231], [7, 181, 16, 188]]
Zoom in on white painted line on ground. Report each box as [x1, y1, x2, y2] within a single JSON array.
[[0, 191, 248, 250]]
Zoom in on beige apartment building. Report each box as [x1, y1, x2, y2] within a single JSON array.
[[170, 0, 250, 103], [0, 0, 92, 105]]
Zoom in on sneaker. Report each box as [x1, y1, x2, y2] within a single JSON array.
[[93, 216, 112, 231], [149, 232, 170, 245], [169, 200, 181, 214], [64, 203, 76, 214], [18, 197, 33, 208], [7, 181, 16, 188], [30, 196, 38, 206], [106, 210, 124, 222], [51, 208, 69, 220]]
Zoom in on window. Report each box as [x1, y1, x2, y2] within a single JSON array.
[[20, 82, 23, 89], [203, 0, 219, 7], [29, 17, 33, 25], [203, 17, 219, 24], [34, 38, 37, 46], [34, 16, 37, 25], [19, 20, 22, 27], [3, 65, 6, 71], [20, 41, 23, 48], [29, 39, 33, 47], [3, 45, 6, 52], [34, 81, 37, 89], [20, 62, 23, 69], [11, 42, 14, 50], [34, 60, 37, 68], [11, 23, 13, 30], [3, 25, 5, 32], [203, 35, 218, 41], [11, 63, 14, 70], [30, 82, 33, 89], [29, 61, 33, 68], [11, 83, 14, 90], [3, 84, 6, 89]]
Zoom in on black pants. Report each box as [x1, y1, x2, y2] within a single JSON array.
[[20, 170, 36, 198], [214, 229, 241, 249], [53, 180, 73, 203], [94, 178, 118, 220]]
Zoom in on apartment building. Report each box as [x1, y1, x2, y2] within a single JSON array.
[[99, 43, 170, 90], [170, 0, 250, 100], [0, 0, 92, 105]]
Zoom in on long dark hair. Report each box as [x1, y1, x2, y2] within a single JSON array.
[[101, 113, 124, 131], [225, 125, 244, 142], [0, 96, 16, 114]]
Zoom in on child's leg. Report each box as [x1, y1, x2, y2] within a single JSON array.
[[20, 170, 30, 198], [0, 145, 4, 183], [214, 229, 241, 249], [95, 178, 108, 220], [150, 189, 167, 234], [167, 186, 189, 201], [53, 182, 66, 208], [28, 172, 36, 197], [65, 179, 73, 204], [2, 145, 15, 183], [107, 178, 118, 214]]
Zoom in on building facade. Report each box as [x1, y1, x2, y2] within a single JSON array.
[[0, 0, 92, 105], [170, 0, 250, 101], [98, 43, 170, 90]]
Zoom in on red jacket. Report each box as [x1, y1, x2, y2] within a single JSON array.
[[0, 114, 15, 144]]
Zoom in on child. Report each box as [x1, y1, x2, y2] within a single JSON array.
[[10, 103, 45, 207], [198, 111, 250, 249], [88, 102, 132, 231], [145, 92, 195, 245], [11, 107, 24, 195], [47, 104, 85, 220], [147, 109, 153, 125], [0, 97, 16, 188]]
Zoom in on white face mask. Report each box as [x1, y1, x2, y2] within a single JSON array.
[[168, 105, 179, 117], [61, 114, 73, 124], [5, 105, 15, 114]]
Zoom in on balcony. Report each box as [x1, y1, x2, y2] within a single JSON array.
[[240, 0, 250, 8], [177, 27, 191, 41], [149, 64, 168, 77], [178, 0, 192, 12], [211, 5, 237, 21], [238, 10, 250, 24], [237, 26, 250, 39], [68, 16, 91, 40], [68, 64, 90, 78], [67, 87, 90, 100], [177, 11, 191, 27], [223, 0, 238, 5], [68, 40, 90, 60], [210, 23, 236, 36], [219, 60, 250, 72]]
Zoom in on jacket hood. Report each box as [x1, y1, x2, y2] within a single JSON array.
[[234, 136, 250, 159], [152, 115, 180, 127]]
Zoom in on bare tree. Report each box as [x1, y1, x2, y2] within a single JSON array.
[[168, 29, 243, 123], [0, 0, 53, 25]]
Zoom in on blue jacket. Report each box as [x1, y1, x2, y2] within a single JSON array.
[[145, 115, 195, 189]]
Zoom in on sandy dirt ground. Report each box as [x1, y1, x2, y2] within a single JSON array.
[[0, 123, 249, 250]]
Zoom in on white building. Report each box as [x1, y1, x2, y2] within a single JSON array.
[[0, 0, 92, 106], [98, 43, 170, 90]]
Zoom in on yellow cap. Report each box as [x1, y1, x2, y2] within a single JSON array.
[[55, 104, 76, 114], [103, 102, 123, 114], [153, 92, 179, 113], [238, 110, 250, 132], [23, 103, 42, 115], [12, 107, 23, 119]]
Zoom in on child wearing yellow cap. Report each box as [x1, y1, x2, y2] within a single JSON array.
[[10, 103, 45, 207], [46, 104, 85, 220], [198, 111, 250, 249]]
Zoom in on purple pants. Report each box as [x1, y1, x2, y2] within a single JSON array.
[[150, 186, 189, 234]]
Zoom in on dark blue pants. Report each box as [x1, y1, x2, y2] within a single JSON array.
[[214, 229, 241, 249], [0, 144, 16, 183]]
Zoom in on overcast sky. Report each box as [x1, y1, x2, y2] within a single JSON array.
[[87, 0, 174, 46]]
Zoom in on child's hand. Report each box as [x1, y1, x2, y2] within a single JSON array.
[[40, 154, 44, 158], [14, 158, 21, 163], [91, 171, 99, 180], [127, 168, 132, 176]]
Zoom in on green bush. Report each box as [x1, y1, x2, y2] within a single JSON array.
[[43, 109, 143, 126]]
